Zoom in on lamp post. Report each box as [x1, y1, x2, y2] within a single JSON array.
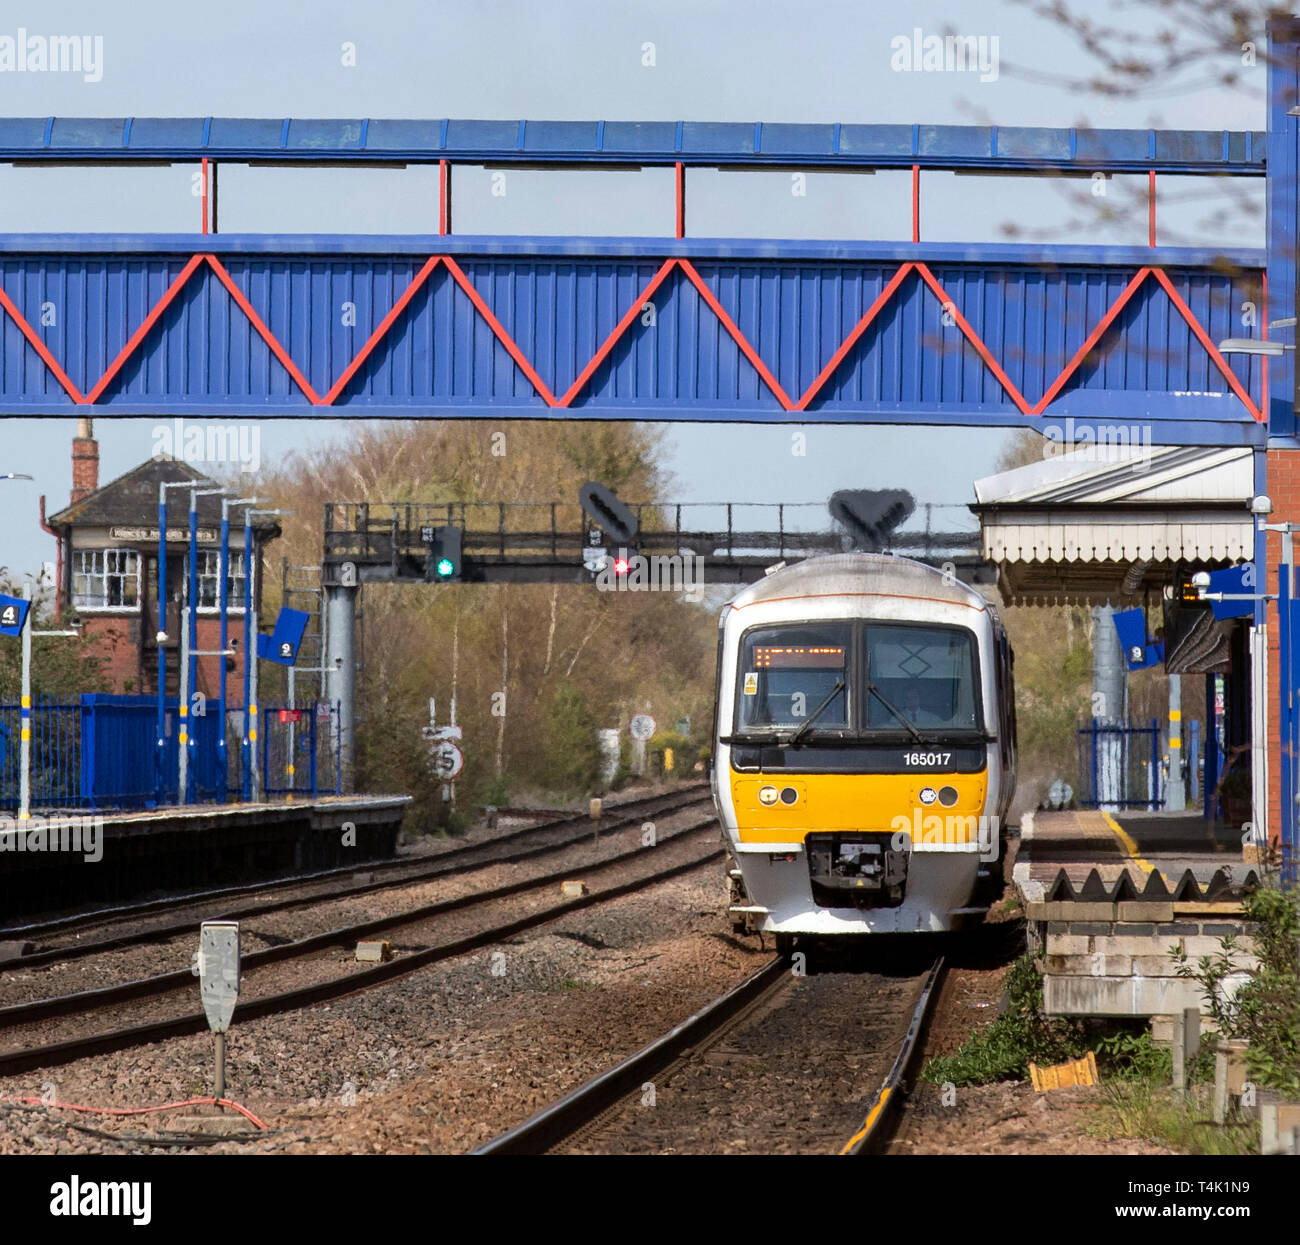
[[157, 479, 201, 803], [1192, 495, 1296, 885], [17, 576, 79, 821], [243, 508, 291, 803], [181, 486, 229, 804], [221, 497, 263, 803]]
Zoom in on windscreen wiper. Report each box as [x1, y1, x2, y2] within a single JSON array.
[[788, 679, 846, 745], [866, 683, 924, 744]]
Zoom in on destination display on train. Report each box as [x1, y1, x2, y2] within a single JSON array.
[[752, 646, 845, 669]]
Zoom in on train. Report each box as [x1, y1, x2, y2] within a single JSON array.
[[710, 552, 1015, 947]]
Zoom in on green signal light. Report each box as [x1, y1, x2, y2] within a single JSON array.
[[436, 557, 455, 578]]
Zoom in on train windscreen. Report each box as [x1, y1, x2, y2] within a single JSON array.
[[736, 624, 850, 730], [864, 625, 979, 732]]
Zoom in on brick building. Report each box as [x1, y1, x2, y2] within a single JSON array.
[[43, 421, 280, 701]]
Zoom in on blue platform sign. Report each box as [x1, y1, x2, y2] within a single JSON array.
[[257, 607, 310, 665], [1112, 607, 1164, 671], [0, 593, 31, 637], [1206, 563, 1257, 620]]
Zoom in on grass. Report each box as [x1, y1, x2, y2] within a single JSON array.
[[1087, 1082, 1256, 1155]]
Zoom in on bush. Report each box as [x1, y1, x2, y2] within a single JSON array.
[[541, 686, 602, 798], [1175, 883, 1300, 1097], [649, 729, 696, 776], [921, 954, 1088, 1086]]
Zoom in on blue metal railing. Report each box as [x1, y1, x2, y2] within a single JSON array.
[[260, 702, 342, 798], [1076, 718, 1164, 811], [0, 694, 339, 811]]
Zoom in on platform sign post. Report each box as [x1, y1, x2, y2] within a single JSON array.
[[423, 698, 464, 817], [14, 583, 78, 822], [629, 712, 656, 777], [194, 921, 240, 1101]]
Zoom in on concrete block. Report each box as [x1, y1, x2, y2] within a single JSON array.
[[355, 941, 392, 962], [1133, 955, 1179, 976], [1092, 934, 1164, 956], [1044, 933, 1091, 956], [1068, 922, 1115, 936], [1028, 902, 1116, 922], [1045, 973, 1211, 1017], [560, 879, 588, 898], [1119, 903, 1172, 922], [1181, 936, 1257, 961], [1046, 954, 1132, 976], [1156, 923, 1201, 936], [1200, 923, 1251, 937], [0, 940, 34, 963]]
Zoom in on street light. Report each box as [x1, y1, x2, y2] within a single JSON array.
[[181, 486, 230, 804], [0, 473, 33, 481], [156, 477, 214, 804], [220, 496, 263, 803], [1218, 319, 1296, 357], [243, 507, 293, 803], [16, 575, 80, 821]]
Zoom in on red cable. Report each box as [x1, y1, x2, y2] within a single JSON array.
[[3, 1094, 268, 1130]]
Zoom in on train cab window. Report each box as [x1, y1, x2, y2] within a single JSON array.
[[864, 625, 979, 732], [736, 624, 850, 731]]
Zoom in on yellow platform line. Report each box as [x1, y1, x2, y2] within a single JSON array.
[[1100, 811, 1165, 882]]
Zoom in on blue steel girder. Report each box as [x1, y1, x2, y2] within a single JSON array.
[[0, 117, 1266, 173], [0, 236, 1266, 444]]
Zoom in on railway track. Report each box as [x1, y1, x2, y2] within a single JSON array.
[[475, 952, 944, 1156], [0, 815, 725, 1078], [0, 786, 710, 971]]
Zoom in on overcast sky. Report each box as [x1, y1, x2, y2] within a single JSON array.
[[0, 0, 1266, 578]]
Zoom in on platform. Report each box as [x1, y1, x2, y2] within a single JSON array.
[[0, 794, 411, 921], [1012, 809, 1261, 1020]]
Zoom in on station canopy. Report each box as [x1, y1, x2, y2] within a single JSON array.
[[971, 444, 1254, 606]]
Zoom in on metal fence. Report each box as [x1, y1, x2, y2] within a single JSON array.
[[1076, 718, 1165, 811], [260, 702, 343, 798], [0, 694, 340, 811]]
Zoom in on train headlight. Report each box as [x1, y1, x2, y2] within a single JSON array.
[[919, 786, 937, 805], [938, 785, 959, 807], [758, 785, 779, 805]]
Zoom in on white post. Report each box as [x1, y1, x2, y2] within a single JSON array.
[[1166, 674, 1185, 812], [178, 575, 190, 804], [18, 582, 32, 821], [249, 589, 260, 803], [1250, 624, 1268, 847], [287, 664, 296, 798]]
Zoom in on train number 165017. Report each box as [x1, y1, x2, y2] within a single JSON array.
[[904, 751, 951, 767]]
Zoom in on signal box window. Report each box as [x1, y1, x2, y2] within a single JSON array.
[[864, 625, 978, 731], [737, 624, 849, 731], [73, 548, 140, 610]]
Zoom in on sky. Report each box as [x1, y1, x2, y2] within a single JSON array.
[[0, 0, 1267, 578]]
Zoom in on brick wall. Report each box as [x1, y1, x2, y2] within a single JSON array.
[[83, 613, 248, 701]]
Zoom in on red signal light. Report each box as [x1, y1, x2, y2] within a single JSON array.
[[613, 556, 630, 575]]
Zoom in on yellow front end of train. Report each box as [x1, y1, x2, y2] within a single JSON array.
[[712, 553, 1015, 940]]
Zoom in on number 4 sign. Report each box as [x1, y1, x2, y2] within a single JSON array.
[[0, 593, 31, 637]]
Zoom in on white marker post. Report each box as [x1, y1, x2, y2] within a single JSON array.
[[195, 921, 241, 1102]]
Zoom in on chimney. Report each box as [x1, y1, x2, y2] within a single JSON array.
[[71, 416, 98, 503]]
